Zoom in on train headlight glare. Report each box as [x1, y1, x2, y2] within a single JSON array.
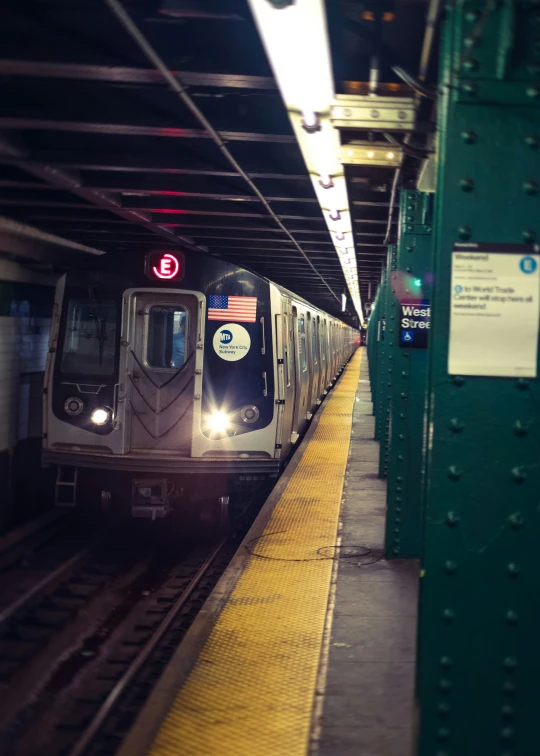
[[91, 408, 110, 426], [207, 411, 230, 434]]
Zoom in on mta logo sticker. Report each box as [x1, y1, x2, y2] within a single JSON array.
[[213, 323, 251, 362], [520, 256, 537, 274]]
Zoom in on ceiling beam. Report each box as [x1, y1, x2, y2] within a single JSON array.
[[0, 60, 278, 90], [0, 181, 319, 204], [0, 133, 205, 251], [0, 118, 295, 144], [5, 161, 310, 181], [0, 214, 104, 265]]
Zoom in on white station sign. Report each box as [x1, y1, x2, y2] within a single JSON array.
[[449, 243, 540, 378]]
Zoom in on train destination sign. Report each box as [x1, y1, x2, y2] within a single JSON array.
[[399, 300, 430, 348], [449, 242, 540, 377], [145, 250, 185, 281]]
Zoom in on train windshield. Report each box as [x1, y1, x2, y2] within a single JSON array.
[[146, 306, 188, 369], [60, 298, 118, 376]]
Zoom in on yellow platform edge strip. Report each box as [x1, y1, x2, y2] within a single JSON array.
[[150, 350, 363, 756]]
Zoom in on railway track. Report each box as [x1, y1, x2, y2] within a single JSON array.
[[68, 538, 227, 756], [0, 524, 235, 756], [0, 510, 67, 574]]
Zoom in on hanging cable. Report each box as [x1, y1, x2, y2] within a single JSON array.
[[103, 0, 342, 309], [391, 66, 436, 100], [383, 168, 400, 246]]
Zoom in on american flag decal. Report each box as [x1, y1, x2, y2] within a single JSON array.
[[208, 295, 257, 323]]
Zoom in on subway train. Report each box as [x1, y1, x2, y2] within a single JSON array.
[[43, 246, 358, 524]]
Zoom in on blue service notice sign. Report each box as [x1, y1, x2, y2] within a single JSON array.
[[399, 299, 430, 348]]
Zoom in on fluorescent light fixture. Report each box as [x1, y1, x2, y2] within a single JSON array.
[[248, 0, 364, 324], [319, 174, 334, 189], [341, 142, 403, 167], [342, 293, 347, 311]]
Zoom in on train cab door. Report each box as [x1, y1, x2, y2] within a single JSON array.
[[122, 290, 201, 454], [275, 307, 295, 456], [291, 306, 310, 441]]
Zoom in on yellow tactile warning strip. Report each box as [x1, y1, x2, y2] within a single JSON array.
[[150, 350, 363, 756]]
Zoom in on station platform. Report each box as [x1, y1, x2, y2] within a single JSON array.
[[119, 349, 419, 756]]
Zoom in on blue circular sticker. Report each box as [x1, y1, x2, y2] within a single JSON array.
[[520, 256, 537, 274]]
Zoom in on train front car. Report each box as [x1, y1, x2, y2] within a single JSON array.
[[43, 248, 279, 523]]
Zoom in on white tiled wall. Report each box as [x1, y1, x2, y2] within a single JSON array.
[[0, 316, 53, 452], [0, 260, 56, 454], [0, 317, 20, 452]]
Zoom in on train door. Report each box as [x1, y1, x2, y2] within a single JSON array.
[[275, 305, 295, 456], [320, 318, 328, 390], [305, 312, 315, 418], [123, 290, 200, 453], [308, 314, 321, 413], [332, 323, 337, 376], [291, 306, 310, 441]]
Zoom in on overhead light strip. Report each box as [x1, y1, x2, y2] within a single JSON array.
[[248, 0, 363, 324]]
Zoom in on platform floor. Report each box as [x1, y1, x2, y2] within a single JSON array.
[[316, 357, 418, 756], [119, 350, 419, 756]]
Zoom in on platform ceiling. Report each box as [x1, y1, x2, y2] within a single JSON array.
[[0, 0, 433, 324]]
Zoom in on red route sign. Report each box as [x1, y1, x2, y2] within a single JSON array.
[[145, 250, 185, 281]]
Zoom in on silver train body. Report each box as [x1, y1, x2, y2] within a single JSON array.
[[42, 249, 358, 520]]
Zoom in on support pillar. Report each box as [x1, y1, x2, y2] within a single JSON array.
[[385, 190, 433, 558], [416, 2, 540, 753]]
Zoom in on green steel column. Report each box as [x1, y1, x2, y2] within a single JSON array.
[[385, 191, 433, 559], [374, 267, 388, 441], [377, 246, 398, 476], [367, 286, 380, 401], [416, 2, 540, 754]]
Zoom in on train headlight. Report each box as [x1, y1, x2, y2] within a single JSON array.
[[207, 411, 230, 434], [91, 408, 110, 426], [64, 397, 83, 416], [240, 405, 260, 424]]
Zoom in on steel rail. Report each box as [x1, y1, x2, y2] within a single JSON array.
[[0, 544, 93, 627], [67, 537, 228, 756]]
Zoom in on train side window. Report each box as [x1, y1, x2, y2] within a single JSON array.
[[321, 320, 326, 361], [146, 306, 188, 369], [283, 315, 291, 388], [298, 316, 307, 372], [287, 320, 294, 386], [312, 318, 318, 364]]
